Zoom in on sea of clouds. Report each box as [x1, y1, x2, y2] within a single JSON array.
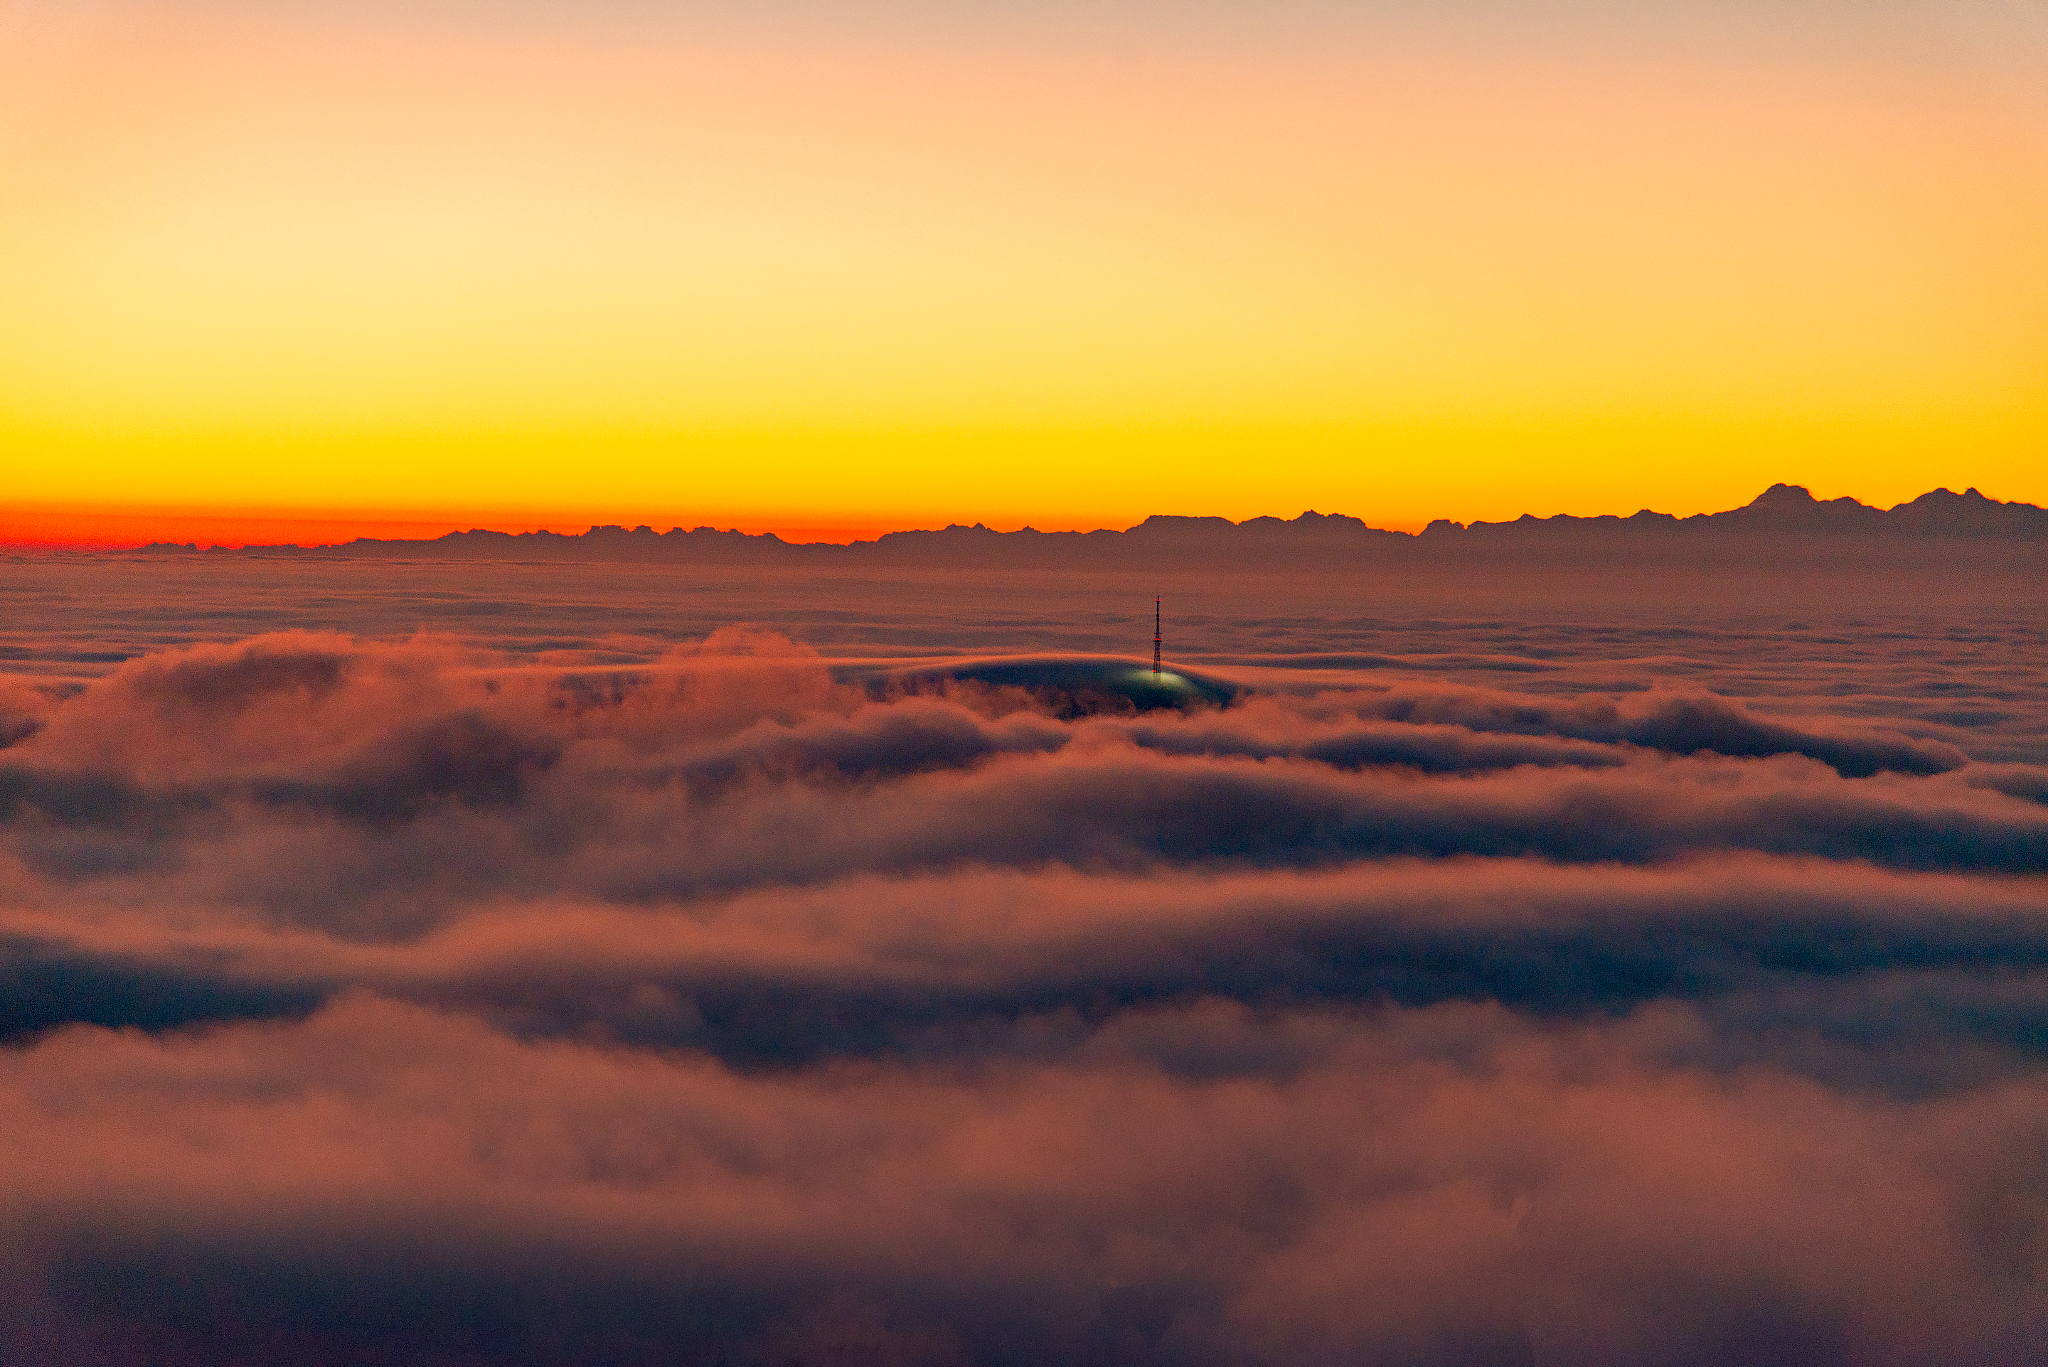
[[0, 556, 2044, 1365]]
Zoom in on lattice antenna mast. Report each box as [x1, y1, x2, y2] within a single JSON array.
[[1154, 597, 1162, 675]]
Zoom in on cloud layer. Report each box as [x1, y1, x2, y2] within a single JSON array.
[[3, 619, 2046, 1364]]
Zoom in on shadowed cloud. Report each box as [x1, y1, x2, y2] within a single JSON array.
[[0, 620, 2043, 1364]]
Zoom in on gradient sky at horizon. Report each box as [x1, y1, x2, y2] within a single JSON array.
[[5, 0, 2046, 535]]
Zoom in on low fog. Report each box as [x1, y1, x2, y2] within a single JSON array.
[[0, 558, 2043, 1365]]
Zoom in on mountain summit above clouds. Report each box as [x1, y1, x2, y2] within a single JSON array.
[[138, 486, 2047, 563], [1421, 483, 2046, 540]]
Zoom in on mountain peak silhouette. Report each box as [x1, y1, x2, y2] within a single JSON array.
[[137, 486, 2046, 563]]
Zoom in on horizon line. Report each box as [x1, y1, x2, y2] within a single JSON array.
[[0, 483, 2027, 552]]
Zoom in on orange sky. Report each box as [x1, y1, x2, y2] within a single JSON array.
[[3, 1, 2045, 542], [0, 504, 903, 549]]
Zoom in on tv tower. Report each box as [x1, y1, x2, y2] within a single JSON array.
[[1154, 597, 1162, 675]]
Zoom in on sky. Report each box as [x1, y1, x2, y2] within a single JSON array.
[[1, 560, 2046, 1362], [3, 0, 2047, 537]]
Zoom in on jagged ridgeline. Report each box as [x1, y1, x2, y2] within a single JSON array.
[[137, 485, 2048, 565]]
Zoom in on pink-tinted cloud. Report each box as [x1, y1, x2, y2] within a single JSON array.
[[1, 628, 2044, 1363], [3, 995, 2045, 1365]]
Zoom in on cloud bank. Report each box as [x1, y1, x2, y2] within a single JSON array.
[[3, 628, 2046, 1364]]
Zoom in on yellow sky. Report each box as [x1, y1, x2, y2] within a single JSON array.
[[3, 2, 2045, 533]]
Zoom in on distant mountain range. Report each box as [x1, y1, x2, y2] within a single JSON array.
[[1425, 484, 2048, 542], [140, 485, 2046, 566]]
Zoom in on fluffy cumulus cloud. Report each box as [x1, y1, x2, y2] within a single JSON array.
[[3, 626, 2047, 1364]]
